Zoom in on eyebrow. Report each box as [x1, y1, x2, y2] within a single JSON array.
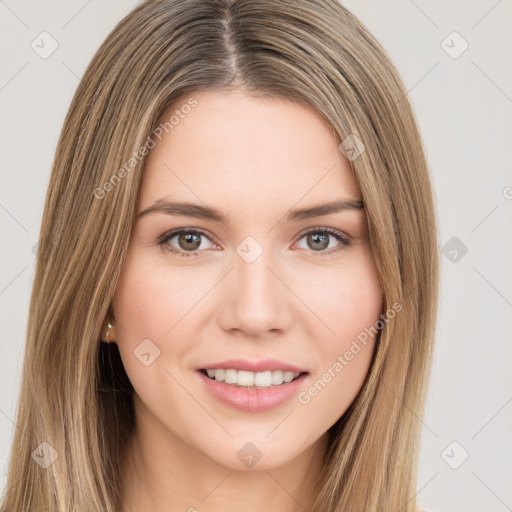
[[136, 198, 364, 223]]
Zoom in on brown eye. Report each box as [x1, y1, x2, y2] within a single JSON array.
[[176, 232, 202, 251], [158, 229, 215, 257], [306, 232, 330, 251], [296, 228, 350, 256]]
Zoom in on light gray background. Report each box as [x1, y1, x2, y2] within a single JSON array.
[[1, 1, 511, 511]]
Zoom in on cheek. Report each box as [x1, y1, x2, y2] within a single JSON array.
[[111, 252, 184, 381], [111, 250, 218, 390], [295, 250, 383, 348], [112, 251, 203, 342], [111, 252, 204, 422], [293, 252, 383, 419], [332, 265, 383, 344], [113, 263, 166, 341]]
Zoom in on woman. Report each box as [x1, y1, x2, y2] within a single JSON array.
[[1, 0, 439, 511]]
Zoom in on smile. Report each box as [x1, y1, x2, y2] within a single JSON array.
[[197, 369, 309, 412]]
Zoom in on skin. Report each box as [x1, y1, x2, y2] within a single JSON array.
[[109, 89, 384, 512]]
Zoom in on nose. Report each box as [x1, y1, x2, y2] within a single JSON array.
[[216, 245, 293, 338]]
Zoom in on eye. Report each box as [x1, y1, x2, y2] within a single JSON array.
[[157, 229, 217, 257], [156, 226, 351, 258], [295, 227, 351, 256]]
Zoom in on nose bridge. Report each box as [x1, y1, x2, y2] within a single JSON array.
[[236, 243, 275, 299], [219, 235, 290, 335]]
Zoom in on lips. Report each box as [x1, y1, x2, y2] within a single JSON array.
[[195, 358, 310, 412]]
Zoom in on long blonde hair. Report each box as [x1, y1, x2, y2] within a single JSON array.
[[1, 1, 439, 510]]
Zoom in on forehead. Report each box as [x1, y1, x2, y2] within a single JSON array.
[[138, 90, 361, 211]]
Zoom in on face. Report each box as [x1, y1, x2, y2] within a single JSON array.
[[112, 90, 383, 472]]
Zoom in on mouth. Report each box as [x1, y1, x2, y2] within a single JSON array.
[[196, 366, 309, 412], [195, 358, 310, 412], [199, 368, 307, 389]]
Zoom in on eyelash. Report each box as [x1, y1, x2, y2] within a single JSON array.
[[156, 227, 351, 258]]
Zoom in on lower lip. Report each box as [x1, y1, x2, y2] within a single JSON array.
[[197, 371, 308, 412]]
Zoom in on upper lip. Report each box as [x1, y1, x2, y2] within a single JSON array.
[[197, 358, 308, 374]]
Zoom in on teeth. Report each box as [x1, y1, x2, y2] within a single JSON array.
[[283, 371, 295, 383], [237, 370, 255, 386], [272, 370, 284, 385], [254, 371, 272, 387], [225, 369, 237, 384], [204, 369, 301, 387]]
